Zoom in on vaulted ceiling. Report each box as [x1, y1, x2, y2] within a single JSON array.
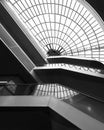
[[1, 0, 104, 65]]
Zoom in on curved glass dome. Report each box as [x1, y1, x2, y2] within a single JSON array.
[[8, 0, 104, 63]]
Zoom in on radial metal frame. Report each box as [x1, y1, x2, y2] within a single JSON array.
[[3, 0, 104, 64]]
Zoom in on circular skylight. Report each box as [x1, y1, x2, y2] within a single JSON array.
[[8, 0, 104, 63]]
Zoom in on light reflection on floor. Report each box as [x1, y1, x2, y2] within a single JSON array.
[[34, 84, 78, 100]]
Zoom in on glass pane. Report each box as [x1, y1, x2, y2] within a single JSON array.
[[7, 0, 104, 64]]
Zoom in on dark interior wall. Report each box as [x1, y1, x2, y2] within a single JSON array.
[[50, 109, 80, 130], [0, 40, 36, 84], [0, 107, 80, 130], [0, 107, 52, 130], [0, 76, 24, 84]]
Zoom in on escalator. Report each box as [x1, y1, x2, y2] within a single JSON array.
[[0, 52, 104, 129], [30, 56, 104, 129], [1, 0, 104, 129]]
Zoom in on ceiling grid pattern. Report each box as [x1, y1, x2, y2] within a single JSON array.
[[8, 0, 104, 63]]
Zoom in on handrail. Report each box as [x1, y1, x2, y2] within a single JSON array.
[[0, 96, 104, 130], [0, 82, 37, 95], [34, 66, 104, 102], [47, 56, 104, 70], [0, 81, 8, 85]]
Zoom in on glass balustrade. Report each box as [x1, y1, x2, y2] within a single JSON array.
[[0, 81, 78, 99], [45, 63, 102, 73]]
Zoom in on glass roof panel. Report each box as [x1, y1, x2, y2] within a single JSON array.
[[7, 0, 104, 64]]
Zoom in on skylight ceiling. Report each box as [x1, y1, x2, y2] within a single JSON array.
[[7, 0, 104, 63]]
